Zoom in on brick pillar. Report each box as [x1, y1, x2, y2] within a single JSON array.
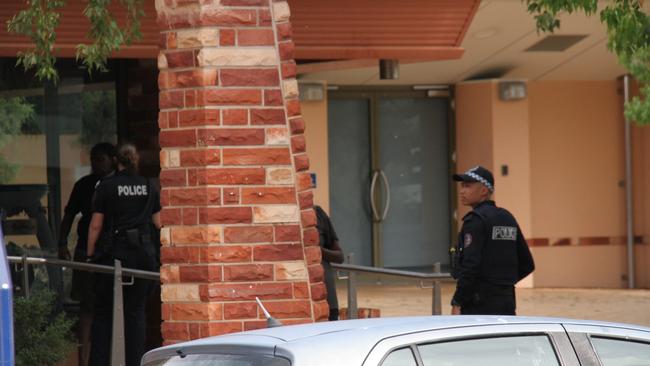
[[156, 0, 328, 344]]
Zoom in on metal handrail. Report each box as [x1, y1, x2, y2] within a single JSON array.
[[7, 255, 160, 280]]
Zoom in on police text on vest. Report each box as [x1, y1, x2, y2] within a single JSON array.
[[118, 185, 148, 196]]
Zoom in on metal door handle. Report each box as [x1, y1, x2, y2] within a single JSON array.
[[370, 170, 380, 221], [379, 170, 391, 220]]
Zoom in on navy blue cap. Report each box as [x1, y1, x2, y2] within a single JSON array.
[[453, 166, 494, 192]]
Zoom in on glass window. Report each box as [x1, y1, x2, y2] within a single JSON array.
[[591, 337, 650, 366], [418, 335, 560, 366], [143, 353, 290, 366], [382, 347, 417, 366]]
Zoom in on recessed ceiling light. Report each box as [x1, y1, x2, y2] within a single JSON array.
[[473, 28, 498, 40]]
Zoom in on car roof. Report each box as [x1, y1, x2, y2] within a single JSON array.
[[142, 316, 650, 365]]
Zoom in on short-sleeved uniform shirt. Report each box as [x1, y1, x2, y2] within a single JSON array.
[[64, 173, 103, 249], [92, 171, 161, 231]]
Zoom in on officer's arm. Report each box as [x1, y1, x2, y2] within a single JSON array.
[[516, 227, 535, 281], [87, 213, 104, 257], [452, 218, 486, 307], [58, 181, 82, 258], [152, 212, 162, 230]]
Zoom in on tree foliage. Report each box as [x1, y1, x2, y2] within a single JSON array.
[[0, 97, 35, 183], [525, 0, 650, 125], [7, 0, 144, 82]]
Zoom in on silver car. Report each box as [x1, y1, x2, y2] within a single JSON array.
[[141, 316, 650, 366]]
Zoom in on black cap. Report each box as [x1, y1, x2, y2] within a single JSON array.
[[453, 166, 494, 192]]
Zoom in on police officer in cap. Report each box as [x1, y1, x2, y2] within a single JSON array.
[[86, 143, 161, 366], [450, 166, 534, 316]]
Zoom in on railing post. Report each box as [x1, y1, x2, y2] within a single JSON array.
[[432, 262, 442, 315], [21, 254, 29, 298], [346, 253, 358, 319], [111, 259, 126, 366]]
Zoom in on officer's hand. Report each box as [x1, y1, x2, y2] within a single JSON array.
[[451, 305, 461, 315], [58, 247, 71, 260]]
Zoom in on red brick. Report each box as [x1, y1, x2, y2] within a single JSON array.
[[224, 226, 273, 243], [222, 147, 291, 165], [254, 244, 304, 261], [161, 322, 189, 341], [298, 191, 313, 210], [294, 154, 309, 172], [159, 130, 196, 148], [201, 322, 244, 337], [304, 246, 321, 265], [258, 8, 272, 26], [188, 168, 198, 186], [158, 112, 169, 129], [263, 300, 311, 319], [161, 246, 201, 264], [165, 50, 196, 68], [161, 189, 171, 207], [197, 128, 265, 146], [221, 0, 267, 5], [281, 61, 297, 79], [166, 32, 177, 49], [264, 89, 283, 106], [162, 303, 172, 321], [286, 99, 301, 117], [244, 320, 267, 331], [222, 109, 248, 125], [301, 209, 317, 228], [238, 29, 274, 46], [220, 29, 236, 46], [178, 109, 220, 127], [224, 302, 258, 320], [170, 69, 217, 88], [200, 89, 262, 106], [296, 172, 313, 192], [241, 187, 296, 204], [180, 149, 221, 166], [276, 22, 292, 41], [185, 90, 198, 108], [313, 301, 330, 321], [250, 108, 286, 125], [290, 118, 305, 134], [179, 265, 222, 283], [189, 323, 201, 340], [220, 69, 279, 87], [158, 71, 170, 90], [160, 169, 187, 187], [308, 263, 324, 283], [200, 9, 257, 26], [293, 282, 309, 299], [196, 168, 265, 185], [161, 208, 182, 226], [201, 246, 252, 263], [204, 283, 293, 301], [303, 227, 319, 247], [182, 207, 198, 225], [279, 42, 295, 61], [275, 225, 301, 242], [311, 283, 327, 301], [160, 90, 184, 109], [224, 264, 274, 281], [171, 303, 222, 321], [169, 187, 221, 206], [157, 11, 196, 30], [199, 207, 253, 224], [291, 135, 306, 153], [223, 188, 240, 204], [169, 111, 179, 128]]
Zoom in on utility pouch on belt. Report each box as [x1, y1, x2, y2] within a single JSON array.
[[126, 228, 140, 246]]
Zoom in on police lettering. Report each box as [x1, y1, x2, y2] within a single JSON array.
[[492, 226, 517, 240], [117, 185, 148, 197]]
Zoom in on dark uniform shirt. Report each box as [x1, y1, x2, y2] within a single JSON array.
[[92, 170, 161, 231], [452, 200, 535, 308], [315, 205, 339, 253], [64, 173, 103, 249]]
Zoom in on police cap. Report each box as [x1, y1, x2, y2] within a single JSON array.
[[453, 166, 494, 192]]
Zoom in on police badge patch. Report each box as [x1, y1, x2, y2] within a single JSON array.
[[492, 226, 517, 240], [464, 233, 472, 247]]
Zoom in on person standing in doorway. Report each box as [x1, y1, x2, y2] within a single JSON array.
[[58, 142, 116, 366], [450, 166, 534, 315], [86, 143, 161, 366], [314, 205, 344, 320]]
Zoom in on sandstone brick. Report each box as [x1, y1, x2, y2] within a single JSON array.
[[266, 167, 293, 185], [308, 263, 324, 283], [178, 109, 220, 127], [170, 69, 218, 88], [281, 61, 297, 79], [221, 0, 267, 5], [200, 89, 262, 106], [160, 169, 187, 187], [165, 50, 196, 68], [204, 283, 293, 301], [161, 284, 200, 302], [222, 109, 248, 125], [263, 300, 311, 319], [293, 282, 309, 299], [294, 154, 309, 172], [276, 22, 292, 41], [165, 32, 177, 49], [198, 128, 265, 146], [253, 205, 300, 223], [272, 1, 291, 22], [161, 322, 189, 342], [266, 128, 289, 145], [224, 226, 274, 243], [238, 29, 274, 46], [275, 225, 301, 242], [220, 29, 236, 46], [176, 28, 219, 48], [223, 187, 240, 204], [223, 264, 274, 281], [250, 108, 286, 125], [200, 8, 257, 27], [196, 168, 266, 185], [289, 118, 305, 135], [222, 147, 291, 165], [171, 225, 221, 246], [310, 283, 327, 301], [182, 207, 198, 225], [168, 149, 181, 167], [253, 244, 304, 261], [160, 265, 180, 284], [296, 172, 313, 191], [220, 68, 279, 87], [201, 322, 244, 337], [264, 89, 283, 106], [303, 227, 319, 247], [201, 246, 252, 263], [161, 207, 182, 226], [199, 207, 253, 224], [275, 261, 308, 280], [304, 246, 321, 265], [224, 302, 258, 320], [283, 79, 299, 99], [171, 303, 222, 321], [179, 265, 222, 283], [197, 48, 277, 67], [158, 53, 169, 70], [180, 148, 221, 166], [159, 130, 196, 148], [161, 246, 201, 264], [242, 187, 296, 204], [160, 226, 171, 245], [301, 209, 317, 228]]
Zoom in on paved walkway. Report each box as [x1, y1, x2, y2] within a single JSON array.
[[336, 280, 650, 327]]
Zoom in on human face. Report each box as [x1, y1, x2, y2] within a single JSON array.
[[459, 181, 489, 208], [91, 154, 115, 177]]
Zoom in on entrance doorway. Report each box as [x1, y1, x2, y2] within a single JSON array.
[[328, 88, 454, 270]]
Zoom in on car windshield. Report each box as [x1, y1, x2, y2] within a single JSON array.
[[143, 353, 290, 366]]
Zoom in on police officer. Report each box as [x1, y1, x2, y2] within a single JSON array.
[[86, 143, 161, 366], [314, 205, 344, 320], [450, 166, 534, 316]]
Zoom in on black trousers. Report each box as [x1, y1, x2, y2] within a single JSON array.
[[461, 284, 516, 316]]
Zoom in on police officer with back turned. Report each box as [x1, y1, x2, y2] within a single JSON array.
[[86, 143, 161, 366], [451, 166, 534, 316]]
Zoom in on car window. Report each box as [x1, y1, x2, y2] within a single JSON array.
[[590, 337, 650, 366], [142, 353, 290, 366], [381, 347, 417, 366], [418, 335, 560, 366]]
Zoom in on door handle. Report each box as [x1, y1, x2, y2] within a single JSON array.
[[370, 170, 380, 221], [379, 170, 391, 221]]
